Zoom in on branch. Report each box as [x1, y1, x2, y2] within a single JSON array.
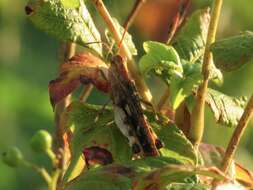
[[119, 0, 146, 46], [211, 95, 253, 189], [221, 95, 253, 173], [123, 0, 145, 28], [189, 0, 223, 148], [167, 0, 191, 44], [79, 84, 93, 102], [92, 0, 152, 102], [157, 88, 170, 111]]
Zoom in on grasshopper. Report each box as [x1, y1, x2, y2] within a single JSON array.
[[108, 55, 163, 157]]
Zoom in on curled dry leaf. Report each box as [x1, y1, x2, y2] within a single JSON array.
[[49, 53, 110, 108]]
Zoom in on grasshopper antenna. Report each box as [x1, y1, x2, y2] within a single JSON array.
[[118, 0, 146, 50]]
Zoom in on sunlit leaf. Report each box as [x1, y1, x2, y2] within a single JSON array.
[[62, 101, 132, 182], [172, 7, 223, 85], [169, 63, 203, 109], [139, 41, 182, 76], [49, 53, 109, 107], [206, 89, 247, 127], [235, 163, 253, 188], [26, 0, 102, 55], [60, 0, 80, 9], [211, 31, 253, 72], [105, 18, 137, 56], [172, 8, 210, 63], [149, 120, 197, 165]]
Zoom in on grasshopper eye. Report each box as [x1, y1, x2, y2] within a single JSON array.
[[25, 5, 34, 16]]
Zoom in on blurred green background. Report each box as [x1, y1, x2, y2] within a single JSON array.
[[0, 0, 252, 189]]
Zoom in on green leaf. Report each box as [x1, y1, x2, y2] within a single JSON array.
[[211, 31, 253, 72], [68, 102, 132, 162], [206, 89, 248, 127], [139, 41, 183, 76], [172, 8, 210, 63], [105, 18, 137, 56], [150, 121, 197, 165], [61, 0, 80, 9], [169, 63, 203, 109], [26, 0, 102, 55], [66, 168, 132, 190], [171, 8, 223, 86], [63, 102, 132, 182]]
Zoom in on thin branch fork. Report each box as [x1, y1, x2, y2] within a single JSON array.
[[92, 0, 152, 102]]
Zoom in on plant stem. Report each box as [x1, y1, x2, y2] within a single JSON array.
[[211, 95, 253, 189], [157, 89, 170, 112], [167, 0, 191, 44], [92, 0, 152, 102], [22, 160, 52, 186], [221, 95, 253, 173], [46, 148, 57, 167], [79, 84, 93, 102], [123, 0, 145, 28], [189, 0, 223, 148], [55, 43, 76, 180], [119, 0, 146, 46], [49, 169, 61, 190]]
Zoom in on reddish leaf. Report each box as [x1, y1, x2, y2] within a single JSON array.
[[83, 146, 113, 167], [49, 53, 110, 108]]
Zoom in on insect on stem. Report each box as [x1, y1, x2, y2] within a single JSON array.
[[92, 0, 153, 102], [109, 55, 162, 156]]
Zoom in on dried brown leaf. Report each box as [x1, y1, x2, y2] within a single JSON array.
[[49, 53, 109, 107]]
